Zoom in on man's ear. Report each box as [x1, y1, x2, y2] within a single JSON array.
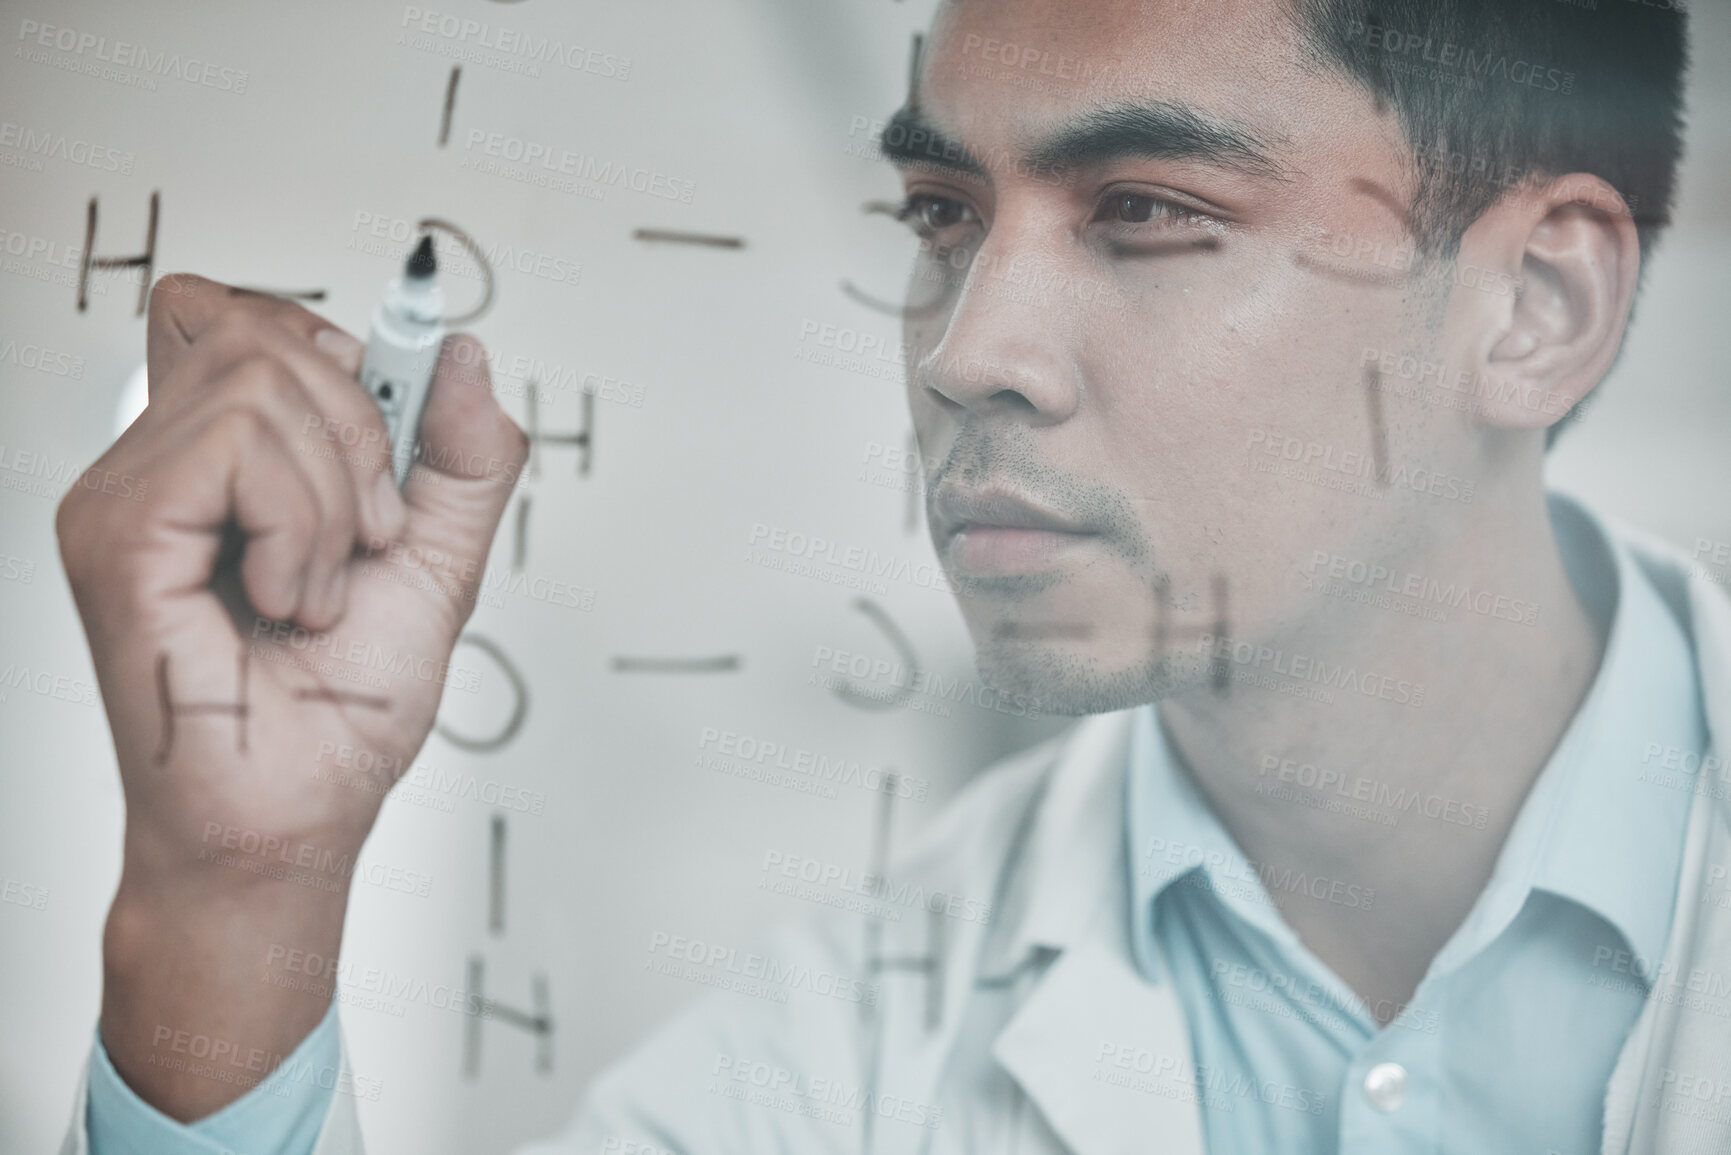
[[1445, 173, 1641, 433]]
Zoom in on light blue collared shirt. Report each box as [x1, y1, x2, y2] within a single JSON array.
[[1128, 496, 1707, 1153]]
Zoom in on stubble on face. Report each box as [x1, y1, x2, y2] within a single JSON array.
[[925, 421, 1226, 714]]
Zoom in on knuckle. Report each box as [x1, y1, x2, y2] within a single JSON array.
[[149, 272, 206, 316], [319, 521, 358, 568], [228, 354, 301, 408], [53, 489, 91, 569], [205, 309, 267, 356], [319, 469, 361, 528], [210, 401, 275, 451], [108, 543, 158, 608], [334, 503, 360, 544], [331, 391, 390, 449], [282, 487, 320, 543], [305, 452, 360, 526], [270, 296, 321, 331], [301, 404, 390, 476]]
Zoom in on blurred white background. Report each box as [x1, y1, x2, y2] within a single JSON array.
[[0, 0, 1725, 1151]]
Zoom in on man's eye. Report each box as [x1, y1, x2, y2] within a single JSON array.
[[899, 194, 977, 234], [1092, 189, 1218, 230], [1105, 193, 1161, 223]]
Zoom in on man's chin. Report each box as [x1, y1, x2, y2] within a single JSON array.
[[973, 641, 1206, 717]]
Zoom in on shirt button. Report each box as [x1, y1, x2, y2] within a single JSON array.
[[1363, 1062, 1408, 1112]]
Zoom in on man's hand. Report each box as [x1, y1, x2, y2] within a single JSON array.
[[56, 274, 527, 1120]]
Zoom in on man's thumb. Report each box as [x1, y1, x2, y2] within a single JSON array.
[[395, 334, 528, 576]]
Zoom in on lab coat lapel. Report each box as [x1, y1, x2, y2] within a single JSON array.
[[992, 938, 1206, 1155], [1602, 540, 1731, 1155], [979, 709, 1206, 1155], [974, 711, 1137, 978]]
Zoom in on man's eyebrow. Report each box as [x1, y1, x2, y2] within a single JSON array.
[[879, 105, 988, 178], [1030, 101, 1285, 178], [880, 100, 1286, 183]]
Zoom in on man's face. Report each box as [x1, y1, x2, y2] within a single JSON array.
[[901, 0, 1485, 714]]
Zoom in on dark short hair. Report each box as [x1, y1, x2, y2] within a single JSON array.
[[1290, 0, 1687, 445], [1290, 0, 1688, 265]]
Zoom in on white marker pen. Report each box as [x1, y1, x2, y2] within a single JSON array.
[[360, 234, 446, 485]]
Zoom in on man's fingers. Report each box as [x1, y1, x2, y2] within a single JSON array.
[[143, 280, 403, 545], [144, 274, 215, 388], [146, 274, 359, 401], [149, 275, 322, 392], [231, 319, 403, 547], [226, 415, 325, 624], [101, 279, 519, 641], [184, 357, 364, 630], [314, 327, 365, 377], [60, 395, 324, 636], [73, 356, 367, 634]]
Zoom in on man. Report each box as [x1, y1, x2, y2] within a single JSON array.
[[57, 0, 1722, 1152]]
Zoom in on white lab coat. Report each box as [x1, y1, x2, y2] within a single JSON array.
[[61, 518, 1731, 1155]]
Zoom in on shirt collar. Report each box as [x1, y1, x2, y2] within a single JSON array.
[[1451, 494, 1704, 974], [1127, 493, 1705, 984], [1127, 701, 1300, 978]]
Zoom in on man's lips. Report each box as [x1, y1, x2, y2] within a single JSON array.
[[950, 525, 1100, 574], [933, 488, 1101, 574], [932, 487, 1092, 537]]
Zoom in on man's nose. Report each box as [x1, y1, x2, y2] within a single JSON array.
[[915, 235, 1084, 425]]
